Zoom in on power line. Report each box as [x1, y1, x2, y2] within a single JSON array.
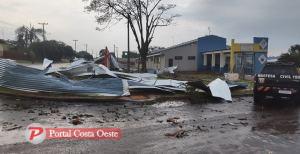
[[38, 22, 48, 41]]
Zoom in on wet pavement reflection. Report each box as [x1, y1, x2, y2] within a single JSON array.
[[0, 95, 299, 153]]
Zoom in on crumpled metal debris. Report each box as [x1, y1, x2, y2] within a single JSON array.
[[0, 58, 129, 98], [208, 78, 232, 102], [113, 71, 158, 81], [42, 58, 53, 69], [94, 47, 122, 71], [0, 58, 236, 101], [112, 71, 187, 92], [227, 81, 248, 90], [157, 66, 178, 74], [46, 61, 117, 79], [187, 78, 233, 101]]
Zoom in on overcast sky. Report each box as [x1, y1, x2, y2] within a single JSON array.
[[0, 0, 299, 57]]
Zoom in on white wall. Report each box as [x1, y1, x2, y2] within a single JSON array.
[[162, 42, 197, 71]]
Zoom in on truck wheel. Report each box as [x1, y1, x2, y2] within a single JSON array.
[[254, 93, 263, 104]]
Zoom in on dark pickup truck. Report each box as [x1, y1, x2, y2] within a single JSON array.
[[254, 62, 300, 103]]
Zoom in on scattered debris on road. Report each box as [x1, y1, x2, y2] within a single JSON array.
[[165, 130, 188, 138], [2, 122, 22, 131], [70, 116, 83, 125], [166, 117, 180, 124]]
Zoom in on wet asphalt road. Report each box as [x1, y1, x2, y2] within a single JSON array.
[[0, 96, 300, 154]]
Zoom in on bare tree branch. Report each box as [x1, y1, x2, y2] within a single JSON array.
[[83, 0, 178, 72]]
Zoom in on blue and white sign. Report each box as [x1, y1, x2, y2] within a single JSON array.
[[254, 37, 269, 51]]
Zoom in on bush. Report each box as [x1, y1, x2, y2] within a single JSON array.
[[75, 51, 93, 61], [278, 44, 300, 66], [29, 40, 76, 62]]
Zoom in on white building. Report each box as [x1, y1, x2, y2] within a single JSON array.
[[147, 40, 198, 71], [147, 35, 268, 74]]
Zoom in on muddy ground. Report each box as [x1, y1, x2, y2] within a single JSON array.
[[0, 95, 299, 154]]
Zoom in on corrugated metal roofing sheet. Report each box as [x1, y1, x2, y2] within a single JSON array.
[[0, 59, 129, 97]]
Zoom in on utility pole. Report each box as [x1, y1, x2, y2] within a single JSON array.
[[116, 47, 119, 62], [114, 44, 116, 57], [73, 40, 78, 52], [126, 0, 131, 72], [85, 44, 88, 52], [38, 22, 48, 41]]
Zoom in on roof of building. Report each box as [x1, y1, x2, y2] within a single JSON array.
[[148, 39, 197, 57], [199, 35, 226, 40], [147, 35, 231, 57]]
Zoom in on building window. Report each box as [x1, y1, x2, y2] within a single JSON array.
[[175, 56, 183, 60], [150, 57, 154, 62], [188, 56, 196, 60]]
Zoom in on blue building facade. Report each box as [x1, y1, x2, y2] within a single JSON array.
[[197, 35, 228, 72], [147, 35, 268, 75], [196, 35, 268, 75]]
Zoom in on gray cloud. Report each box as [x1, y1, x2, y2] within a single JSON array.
[[181, 0, 300, 55], [0, 0, 299, 56]]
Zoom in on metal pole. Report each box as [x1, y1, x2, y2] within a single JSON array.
[[38, 22, 48, 41], [116, 47, 119, 62], [114, 44, 116, 57], [73, 40, 78, 52], [127, 0, 130, 72], [127, 17, 131, 72]]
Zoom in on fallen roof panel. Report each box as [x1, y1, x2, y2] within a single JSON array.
[[0, 59, 129, 97]]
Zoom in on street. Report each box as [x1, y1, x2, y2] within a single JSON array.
[[0, 95, 299, 153], [1, 0, 299, 153]]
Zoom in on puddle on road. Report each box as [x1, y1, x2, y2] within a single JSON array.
[[252, 102, 300, 136], [152, 101, 187, 108]]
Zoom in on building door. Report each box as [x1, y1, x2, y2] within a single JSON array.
[[168, 59, 173, 67], [215, 53, 220, 70], [207, 54, 212, 71]]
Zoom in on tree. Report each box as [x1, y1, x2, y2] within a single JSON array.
[[84, 0, 178, 72], [30, 40, 76, 62], [76, 51, 94, 61], [15, 25, 43, 48], [278, 44, 300, 66]]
